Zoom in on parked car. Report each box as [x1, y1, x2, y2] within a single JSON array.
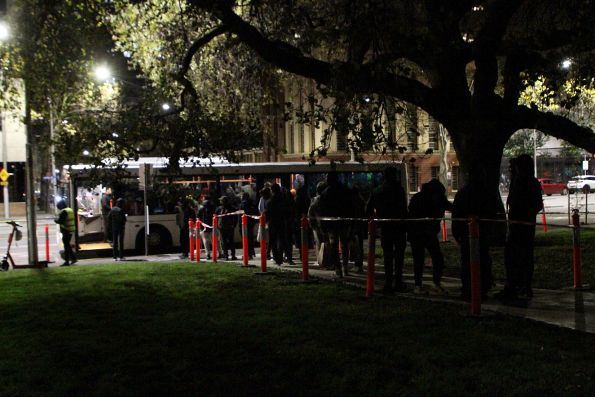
[[566, 175, 595, 194], [538, 178, 568, 196]]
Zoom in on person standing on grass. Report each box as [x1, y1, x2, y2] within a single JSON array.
[[407, 179, 453, 294], [216, 196, 238, 260], [176, 198, 193, 259], [198, 195, 216, 260], [497, 154, 543, 300], [266, 183, 290, 265], [308, 181, 328, 266], [319, 172, 351, 277], [108, 198, 127, 261], [365, 166, 408, 293], [55, 200, 77, 266], [240, 193, 258, 259]]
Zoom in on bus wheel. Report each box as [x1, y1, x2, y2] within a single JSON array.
[[136, 225, 172, 254], [1, 259, 9, 271]]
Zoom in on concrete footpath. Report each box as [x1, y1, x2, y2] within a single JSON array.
[[46, 251, 595, 335]]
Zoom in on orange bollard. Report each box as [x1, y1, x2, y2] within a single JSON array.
[[44, 224, 50, 262], [468, 216, 481, 316], [188, 219, 195, 261], [212, 215, 219, 263], [572, 210, 582, 289], [365, 220, 376, 297], [259, 214, 267, 273], [195, 219, 201, 263], [242, 214, 249, 267], [301, 216, 309, 281], [441, 219, 447, 242], [541, 211, 548, 233]]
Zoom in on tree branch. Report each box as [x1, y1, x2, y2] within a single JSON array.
[[176, 25, 229, 103], [514, 105, 595, 152]]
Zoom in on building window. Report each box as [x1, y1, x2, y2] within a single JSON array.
[[288, 122, 295, 153], [336, 131, 347, 151], [428, 117, 439, 150], [431, 166, 439, 179], [407, 129, 418, 151], [299, 123, 305, 154], [452, 166, 460, 190], [409, 165, 419, 192]]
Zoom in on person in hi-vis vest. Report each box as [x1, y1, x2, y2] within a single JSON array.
[[55, 200, 77, 266]]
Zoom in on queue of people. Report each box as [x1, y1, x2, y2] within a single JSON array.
[[162, 156, 541, 303]]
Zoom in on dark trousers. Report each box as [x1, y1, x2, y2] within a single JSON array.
[[459, 237, 492, 298], [112, 229, 125, 259], [269, 222, 288, 265], [410, 234, 444, 286], [221, 227, 235, 258], [246, 223, 255, 257], [380, 229, 406, 289], [504, 224, 536, 292], [328, 227, 351, 274], [61, 231, 76, 264], [180, 225, 189, 256]]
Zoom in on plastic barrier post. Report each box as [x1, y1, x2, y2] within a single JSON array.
[[188, 219, 195, 261], [212, 216, 219, 263], [301, 216, 309, 281], [45, 224, 50, 262], [441, 219, 448, 242], [196, 219, 201, 263], [541, 211, 548, 233], [572, 209, 582, 289], [242, 214, 249, 267], [259, 214, 267, 273], [468, 216, 481, 316], [365, 220, 376, 297]]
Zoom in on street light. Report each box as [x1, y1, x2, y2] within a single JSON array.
[[161, 102, 171, 111], [93, 64, 112, 82], [561, 59, 572, 69], [0, 21, 10, 41]]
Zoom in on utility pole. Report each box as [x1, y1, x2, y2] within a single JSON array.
[[1, 111, 9, 218]]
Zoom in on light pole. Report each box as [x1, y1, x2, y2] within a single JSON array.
[[0, 21, 10, 218]]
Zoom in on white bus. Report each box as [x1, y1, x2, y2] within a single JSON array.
[[63, 158, 408, 256]]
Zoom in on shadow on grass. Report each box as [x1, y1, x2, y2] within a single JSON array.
[[0, 263, 593, 397]]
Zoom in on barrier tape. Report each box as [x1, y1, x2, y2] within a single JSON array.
[[310, 216, 559, 227]]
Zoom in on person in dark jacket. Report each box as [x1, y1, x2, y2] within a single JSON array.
[[108, 198, 127, 261], [240, 193, 258, 258], [216, 196, 238, 260], [55, 200, 77, 266], [497, 154, 543, 300], [407, 179, 453, 294], [319, 172, 351, 276], [366, 166, 408, 292], [266, 183, 290, 265], [176, 198, 193, 258], [293, 178, 311, 261]]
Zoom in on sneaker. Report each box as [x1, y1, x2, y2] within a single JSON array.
[[413, 286, 427, 295], [70, 259, 78, 265], [60, 262, 70, 267]]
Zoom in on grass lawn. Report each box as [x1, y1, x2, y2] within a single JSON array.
[[398, 228, 595, 290], [0, 263, 593, 397]]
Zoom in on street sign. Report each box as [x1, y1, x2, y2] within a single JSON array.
[[582, 160, 589, 171], [138, 163, 152, 191], [0, 168, 9, 182]]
